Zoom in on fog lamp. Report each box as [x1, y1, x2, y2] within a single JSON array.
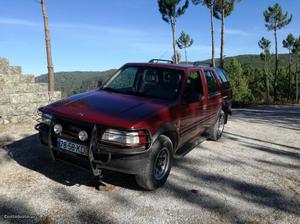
[[78, 130, 88, 141], [53, 124, 63, 134]]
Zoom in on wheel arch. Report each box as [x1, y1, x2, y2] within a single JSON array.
[[151, 124, 179, 153]]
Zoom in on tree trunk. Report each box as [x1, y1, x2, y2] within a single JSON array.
[[171, 22, 178, 64], [184, 47, 187, 64], [296, 54, 299, 102], [41, 0, 54, 97], [288, 50, 292, 100], [265, 56, 270, 104], [274, 29, 279, 101], [219, 1, 225, 69], [210, 3, 215, 67]]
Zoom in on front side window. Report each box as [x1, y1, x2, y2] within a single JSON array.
[[184, 71, 204, 103], [205, 70, 219, 95], [104, 66, 183, 100]]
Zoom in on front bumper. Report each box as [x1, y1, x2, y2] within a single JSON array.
[[36, 123, 150, 175]]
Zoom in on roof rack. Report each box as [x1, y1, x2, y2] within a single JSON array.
[[148, 59, 174, 64]]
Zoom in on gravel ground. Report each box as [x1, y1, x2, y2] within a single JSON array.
[[0, 105, 299, 224]]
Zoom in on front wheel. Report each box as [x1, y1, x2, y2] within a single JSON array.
[[208, 110, 225, 141], [135, 135, 173, 190]]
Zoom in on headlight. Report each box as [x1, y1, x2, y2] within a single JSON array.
[[42, 113, 53, 125], [102, 129, 140, 146]]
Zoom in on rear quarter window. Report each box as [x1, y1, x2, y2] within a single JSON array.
[[215, 69, 230, 89], [204, 70, 219, 95]]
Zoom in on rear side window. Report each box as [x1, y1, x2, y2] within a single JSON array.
[[204, 70, 219, 95], [215, 69, 230, 89]]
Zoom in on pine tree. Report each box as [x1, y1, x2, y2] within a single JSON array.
[[176, 31, 194, 63], [258, 37, 271, 103], [292, 37, 300, 102], [283, 34, 295, 100], [192, 0, 218, 67], [172, 51, 181, 63], [214, 0, 241, 68], [158, 0, 189, 64], [225, 59, 252, 103], [264, 3, 292, 101]]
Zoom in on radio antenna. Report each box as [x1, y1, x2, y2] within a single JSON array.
[[158, 50, 168, 60]]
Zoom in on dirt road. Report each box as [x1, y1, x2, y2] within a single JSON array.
[[0, 105, 299, 223]]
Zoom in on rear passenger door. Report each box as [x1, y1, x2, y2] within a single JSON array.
[[204, 70, 222, 128]]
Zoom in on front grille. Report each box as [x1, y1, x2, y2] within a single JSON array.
[[48, 116, 115, 169], [51, 116, 97, 145]]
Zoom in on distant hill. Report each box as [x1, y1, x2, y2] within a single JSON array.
[[36, 53, 291, 97], [194, 53, 290, 69], [36, 70, 116, 97]]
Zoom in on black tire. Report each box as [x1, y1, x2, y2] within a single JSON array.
[[208, 110, 225, 141], [135, 135, 173, 190]]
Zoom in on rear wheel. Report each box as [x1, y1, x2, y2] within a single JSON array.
[[208, 110, 225, 141], [135, 135, 173, 190]]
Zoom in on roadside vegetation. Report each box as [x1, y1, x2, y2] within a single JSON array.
[[36, 70, 116, 98]]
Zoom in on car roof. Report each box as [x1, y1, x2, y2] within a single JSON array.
[[124, 62, 214, 71]]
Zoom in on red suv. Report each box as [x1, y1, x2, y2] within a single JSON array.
[[36, 59, 232, 190]]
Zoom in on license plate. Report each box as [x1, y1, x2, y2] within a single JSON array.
[[57, 138, 88, 156]]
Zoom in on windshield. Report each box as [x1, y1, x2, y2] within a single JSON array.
[[103, 66, 183, 100]]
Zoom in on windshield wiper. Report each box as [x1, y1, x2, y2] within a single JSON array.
[[126, 90, 148, 97], [102, 87, 119, 93]]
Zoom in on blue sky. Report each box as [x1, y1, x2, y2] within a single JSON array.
[[0, 0, 299, 75]]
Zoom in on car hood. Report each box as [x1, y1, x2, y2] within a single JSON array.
[[44, 90, 173, 128]]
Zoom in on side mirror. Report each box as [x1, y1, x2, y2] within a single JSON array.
[[98, 80, 103, 88]]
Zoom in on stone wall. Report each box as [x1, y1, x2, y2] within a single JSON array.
[[0, 58, 61, 125]]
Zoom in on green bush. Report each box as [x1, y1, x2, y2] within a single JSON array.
[[225, 59, 254, 104]]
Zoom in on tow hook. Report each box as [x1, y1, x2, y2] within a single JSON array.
[[88, 148, 101, 176], [93, 170, 105, 190], [93, 167, 103, 179], [92, 170, 115, 192]]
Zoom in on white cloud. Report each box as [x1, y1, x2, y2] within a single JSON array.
[[0, 18, 38, 26], [0, 17, 150, 38], [190, 44, 213, 53], [226, 28, 249, 36], [51, 22, 149, 36]]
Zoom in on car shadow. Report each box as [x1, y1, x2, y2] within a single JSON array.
[[4, 134, 141, 190], [2, 132, 300, 222], [3, 133, 209, 192], [224, 132, 300, 151], [0, 195, 41, 223], [232, 105, 300, 130], [0, 188, 119, 224], [172, 161, 300, 217]]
